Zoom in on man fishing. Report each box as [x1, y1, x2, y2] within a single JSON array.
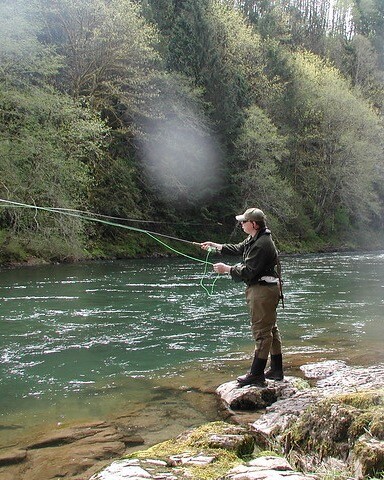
[[201, 207, 283, 387]]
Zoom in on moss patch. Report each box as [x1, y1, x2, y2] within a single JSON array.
[[335, 391, 384, 410], [283, 390, 384, 474], [354, 436, 384, 478], [127, 422, 250, 480], [335, 391, 384, 441], [290, 378, 311, 391], [184, 454, 241, 480]]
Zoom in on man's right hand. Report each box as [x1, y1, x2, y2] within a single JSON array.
[[200, 242, 222, 251]]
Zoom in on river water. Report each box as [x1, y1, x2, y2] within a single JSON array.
[[0, 251, 383, 451]]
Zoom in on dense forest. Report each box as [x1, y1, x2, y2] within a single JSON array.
[[1, 0, 383, 264]]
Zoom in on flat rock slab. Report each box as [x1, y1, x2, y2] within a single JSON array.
[[306, 361, 384, 393], [250, 361, 384, 441], [91, 459, 153, 479], [91, 455, 314, 480]]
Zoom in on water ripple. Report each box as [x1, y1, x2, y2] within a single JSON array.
[[0, 252, 383, 411]]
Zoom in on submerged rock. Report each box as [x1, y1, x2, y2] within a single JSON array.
[[0, 420, 144, 480], [0, 448, 27, 466]]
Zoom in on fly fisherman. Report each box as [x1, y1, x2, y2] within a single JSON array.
[[201, 207, 283, 387]]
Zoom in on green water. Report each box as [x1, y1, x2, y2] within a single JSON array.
[[0, 252, 383, 449]]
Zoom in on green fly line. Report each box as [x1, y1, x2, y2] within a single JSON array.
[[199, 248, 220, 296], [0, 198, 220, 294]]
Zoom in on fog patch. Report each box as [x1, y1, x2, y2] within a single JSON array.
[[137, 77, 222, 204]]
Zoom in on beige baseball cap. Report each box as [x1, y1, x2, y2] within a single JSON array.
[[235, 207, 266, 222]]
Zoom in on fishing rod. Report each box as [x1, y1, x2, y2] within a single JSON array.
[[0, 198, 212, 265], [0, 200, 197, 245], [46, 206, 219, 227]]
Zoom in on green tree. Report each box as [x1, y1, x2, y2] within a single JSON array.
[[167, 1, 269, 143], [234, 104, 307, 243], [0, 0, 108, 260], [205, 2, 270, 135], [163, 0, 276, 226], [285, 51, 384, 236], [34, 0, 161, 126], [0, 0, 61, 82], [32, 0, 166, 227], [354, 0, 384, 44]]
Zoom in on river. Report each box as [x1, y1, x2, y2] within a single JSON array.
[[0, 251, 383, 451]]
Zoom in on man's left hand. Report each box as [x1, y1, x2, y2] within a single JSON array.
[[213, 263, 231, 274]]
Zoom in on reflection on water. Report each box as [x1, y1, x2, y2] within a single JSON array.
[[0, 251, 383, 449]]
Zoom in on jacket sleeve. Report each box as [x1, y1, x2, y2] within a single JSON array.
[[221, 238, 247, 256], [229, 242, 269, 283]]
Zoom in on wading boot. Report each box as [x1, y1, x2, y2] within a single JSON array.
[[265, 354, 284, 381], [237, 357, 267, 388]]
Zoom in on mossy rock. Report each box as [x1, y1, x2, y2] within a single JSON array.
[[353, 434, 384, 478], [283, 401, 356, 459], [336, 391, 384, 442], [132, 422, 254, 458], [127, 422, 254, 480], [282, 390, 384, 466]]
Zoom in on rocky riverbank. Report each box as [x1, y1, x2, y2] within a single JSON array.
[[91, 360, 384, 480], [1, 360, 383, 480]]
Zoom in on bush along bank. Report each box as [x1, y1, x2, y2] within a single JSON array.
[[91, 360, 384, 480]]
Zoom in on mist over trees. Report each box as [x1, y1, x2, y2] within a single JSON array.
[[1, 0, 383, 262]]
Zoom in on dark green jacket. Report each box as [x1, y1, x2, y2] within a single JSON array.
[[222, 228, 278, 285]]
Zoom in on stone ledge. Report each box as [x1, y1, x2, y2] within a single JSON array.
[[0, 420, 144, 480], [90, 453, 315, 480], [224, 455, 315, 479]]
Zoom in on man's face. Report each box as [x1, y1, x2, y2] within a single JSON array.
[[241, 220, 259, 236]]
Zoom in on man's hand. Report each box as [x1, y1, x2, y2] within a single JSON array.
[[200, 242, 222, 252], [213, 262, 231, 274]]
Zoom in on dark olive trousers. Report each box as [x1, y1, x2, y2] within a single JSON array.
[[245, 283, 281, 360]]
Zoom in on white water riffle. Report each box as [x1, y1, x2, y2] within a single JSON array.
[[0, 251, 383, 448]]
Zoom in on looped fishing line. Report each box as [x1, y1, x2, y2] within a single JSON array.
[[199, 249, 220, 296], [145, 233, 219, 295]]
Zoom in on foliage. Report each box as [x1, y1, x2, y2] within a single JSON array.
[[0, 82, 107, 258], [32, 0, 166, 231], [283, 51, 384, 236], [0, 0, 61, 82], [0, 0, 108, 260], [166, 1, 269, 143], [34, 0, 162, 125], [1, 0, 384, 263], [233, 104, 312, 244]]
